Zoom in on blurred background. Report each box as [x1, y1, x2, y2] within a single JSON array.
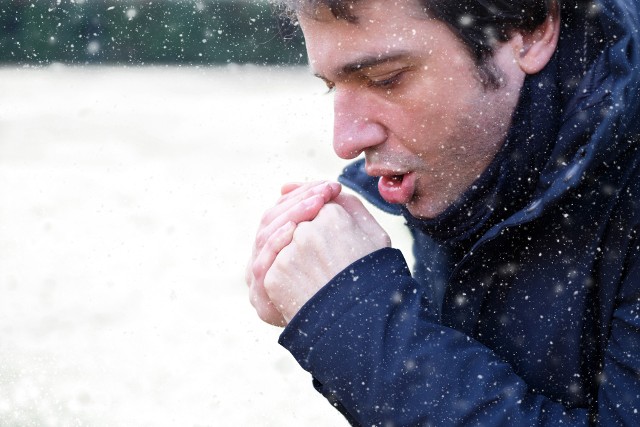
[[0, 0, 305, 66], [0, 1, 410, 426]]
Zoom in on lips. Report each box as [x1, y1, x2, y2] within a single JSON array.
[[377, 172, 416, 204]]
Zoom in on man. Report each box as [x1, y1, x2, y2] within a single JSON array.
[[247, 0, 640, 424]]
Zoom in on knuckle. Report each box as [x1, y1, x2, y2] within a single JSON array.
[[318, 203, 350, 225], [263, 251, 290, 290], [255, 227, 273, 249], [258, 212, 271, 228], [249, 287, 278, 324], [292, 221, 313, 244], [249, 288, 264, 312], [298, 182, 326, 201], [258, 206, 278, 228], [248, 287, 259, 308], [251, 259, 265, 283], [254, 303, 276, 324]]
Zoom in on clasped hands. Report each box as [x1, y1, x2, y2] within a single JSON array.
[[246, 181, 391, 326]]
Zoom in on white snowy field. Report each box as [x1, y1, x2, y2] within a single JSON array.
[[0, 66, 411, 426]]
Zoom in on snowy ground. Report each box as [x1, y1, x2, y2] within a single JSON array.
[[0, 66, 411, 426]]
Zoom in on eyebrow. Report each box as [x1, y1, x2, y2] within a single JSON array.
[[313, 51, 410, 80]]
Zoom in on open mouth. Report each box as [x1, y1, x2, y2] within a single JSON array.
[[388, 174, 404, 185], [378, 172, 415, 204]]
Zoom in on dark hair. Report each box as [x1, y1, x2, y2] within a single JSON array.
[[278, 0, 553, 88]]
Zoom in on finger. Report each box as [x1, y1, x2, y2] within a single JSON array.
[[280, 180, 341, 197], [253, 221, 296, 286], [255, 192, 329, 251], [280, 182, 305, 195], [249, 285, 287, 326], [275, 180, 341, 206], [257, 182, 337, 235], [250, 221, 296, 326], [263, 243, 308, 324], [267, 181, 341, 228]]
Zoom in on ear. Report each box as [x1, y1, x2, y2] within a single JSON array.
[[512, 1, 561, 74]]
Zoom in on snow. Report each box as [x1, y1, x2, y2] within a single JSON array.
[[0, 65, 410, 426]]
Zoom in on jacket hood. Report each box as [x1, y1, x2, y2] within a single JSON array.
[[339, 0, 640, 234], [529, 0, 640, 216]]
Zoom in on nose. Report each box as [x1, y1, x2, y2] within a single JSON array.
[[332, 88, 386, 159]]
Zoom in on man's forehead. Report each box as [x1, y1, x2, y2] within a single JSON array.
[[299, 0, 429, 47], [300, 1, 435, 78], [297, 0, 427, 25]]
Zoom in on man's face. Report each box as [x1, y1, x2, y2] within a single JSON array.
[[299, 0, 526, 218]]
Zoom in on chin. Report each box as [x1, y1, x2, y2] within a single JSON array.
[[405, 200, 446, 220]]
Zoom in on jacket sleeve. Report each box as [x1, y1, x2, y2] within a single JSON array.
[[279, 247, 640, 426]]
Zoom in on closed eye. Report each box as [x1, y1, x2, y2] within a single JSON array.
[[367, 70, 408, 89]]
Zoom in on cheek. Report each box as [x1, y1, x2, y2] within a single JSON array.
[[402, 73, 472, 121], [399, 96, 462, 142]]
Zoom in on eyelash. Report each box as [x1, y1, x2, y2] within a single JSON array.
[[324, 82, 335, 94], [368, 72, 405, 89], [322, 70, 406, 95]]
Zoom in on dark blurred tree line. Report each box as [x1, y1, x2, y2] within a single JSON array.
[[0, 0, 306, 65]]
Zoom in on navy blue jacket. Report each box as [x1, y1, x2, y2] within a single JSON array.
[[279, 0, 640, 425]]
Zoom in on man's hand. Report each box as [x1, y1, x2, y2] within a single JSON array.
[[263, 193, 391, 324], [246, 181, 342, 326]]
